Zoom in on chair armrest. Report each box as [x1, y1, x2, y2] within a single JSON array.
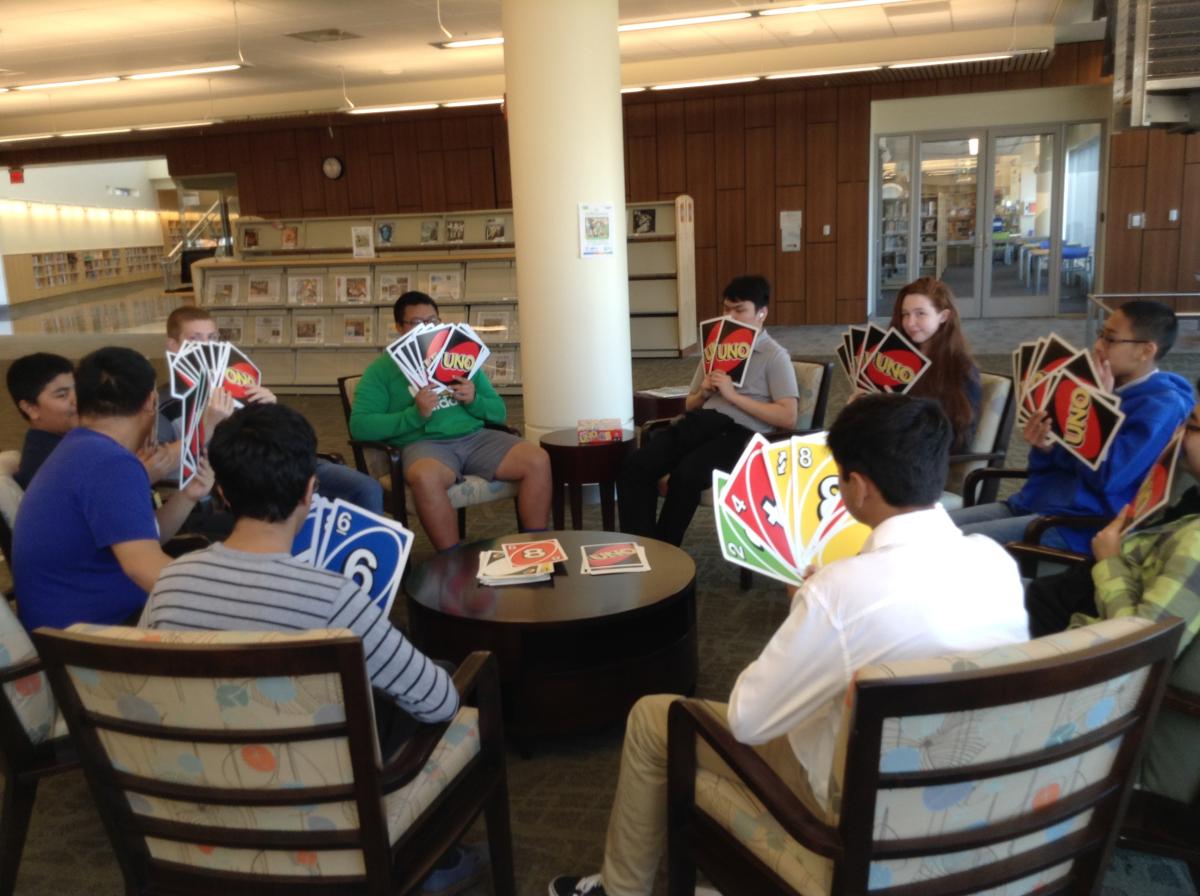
[[962, 467, 1029, 507], [0, 654, 44, 686], [1164, 685, 1200, 719], [947, 450, 1006, 466], [317, 451, 346, 466], [1022, 514, 1110, 545], [1004, 541, 1090, 570], [379, 651, 499, 793], [642, 415, 683, 436], [667, 700, 843, 859]]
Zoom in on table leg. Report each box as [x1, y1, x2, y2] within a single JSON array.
[[569, 483, 584, 530], [599, 481, 616, 531], [552, 480, 565, 530]]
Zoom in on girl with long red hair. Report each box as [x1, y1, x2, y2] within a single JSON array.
[[887, 277, 981, 451]]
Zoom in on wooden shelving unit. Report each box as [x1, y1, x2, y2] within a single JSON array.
[[2, 245, 164, 304]]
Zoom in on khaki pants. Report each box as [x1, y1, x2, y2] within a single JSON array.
[[601, 694, 820, 896]]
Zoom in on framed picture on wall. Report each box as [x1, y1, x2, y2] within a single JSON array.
[[206, 276, 241, 306], [215, 316, 244, 343], [281, 225, 300, 250], [376, 221, 396, 245], [288, 275, 324, 305], [420, 220, 440, 244], [445, 219, 465, 242], [341, 314, 373, 344], [485, 218, 507, 241], [246, 274, 281, 304], [242, 228, 260, 250], [378, 272, 412, 302], [255, 315, 285, 345], [335, 272, 372, 304], [293, 315, 325, 345], [632, 207, 657, 235]]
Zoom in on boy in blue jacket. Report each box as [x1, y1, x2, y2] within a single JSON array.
[[950, 300, 1194, 553]]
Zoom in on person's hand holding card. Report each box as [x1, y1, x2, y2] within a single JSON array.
[[243, 383, 276, 405], [1091, 506, 1131, 560], [1094, 353, 1115, 393], [449, 377, 475, 405], [203, 387, 235, 433], [710, 368, 736, 399], [183, 457, 216, 501], [414, 384, 439, 418], [1022, 409, 1054, 452]]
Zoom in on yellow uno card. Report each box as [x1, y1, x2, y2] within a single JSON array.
[[790, 434, 870, 569]]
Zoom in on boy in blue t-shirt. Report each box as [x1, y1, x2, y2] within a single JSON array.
[[14, 347, 214, 630]]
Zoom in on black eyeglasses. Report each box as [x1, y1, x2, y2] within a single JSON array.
[[403, 315, 440, 326], [1097, 331, 1148, 346]]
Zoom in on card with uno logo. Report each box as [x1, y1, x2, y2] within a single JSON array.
[[222, 345, 262, 402], [860, 328, 930, 394], [1127, 424, 1184, 530], [429, 325, 490, 387], [503, 539, 567, 567], [1041, 369, 1125, 470], [582, 542, 646, 572]]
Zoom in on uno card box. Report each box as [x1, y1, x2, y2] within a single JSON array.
[[577, 419, 624, 443]]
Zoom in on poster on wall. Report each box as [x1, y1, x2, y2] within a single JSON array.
[[579, 203, 616, 257]]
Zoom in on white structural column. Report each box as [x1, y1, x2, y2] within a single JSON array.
[[501, 0, 633, 440]]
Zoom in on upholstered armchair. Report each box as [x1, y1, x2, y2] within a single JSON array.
[[33, 625, 514, 896], [667, 617, 1181, 896], [940, 372, 1017, 510]]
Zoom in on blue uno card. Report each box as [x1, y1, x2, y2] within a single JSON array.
[[291, 495, 333, 564], [315, 499, 414, 616]]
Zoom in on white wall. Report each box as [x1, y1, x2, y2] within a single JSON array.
[[0, 159, 164, 209]]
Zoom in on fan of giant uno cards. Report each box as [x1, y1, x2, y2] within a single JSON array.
[[835, 324, 929, 394]]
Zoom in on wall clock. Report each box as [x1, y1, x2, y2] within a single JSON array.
[[322, 156, 345, 180]]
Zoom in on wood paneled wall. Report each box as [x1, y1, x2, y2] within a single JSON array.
[[1104, 127, 1200, 295], [1, 41, 1139, 324]]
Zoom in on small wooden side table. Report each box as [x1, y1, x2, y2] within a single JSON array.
[[633, 389, 689, 427], [539, 429, 636, 531]]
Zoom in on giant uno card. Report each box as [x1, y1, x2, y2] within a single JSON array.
[[1041, 370, 1125, 470], [860, 328, 931, 394], [706, 318, 760, 387], [1127, 425, 1185, 530], [713, 471, 804, 585]]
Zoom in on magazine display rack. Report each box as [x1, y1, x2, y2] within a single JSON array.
[[194, 197, 695, 392]]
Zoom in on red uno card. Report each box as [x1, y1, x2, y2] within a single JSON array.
[[504, 539, 567, 566], [861, 328, 930, 394], [856, 323, 890, 391], [222, 345, 261, 401], [707, 318, 760, 387], [720, 435, 797, 569], [1042, 370, 1125, 470], [1026, 334, 1077, 413], [583, 542, 644, 571], [699, 317, 724, 376], [1126, 425, 1185, 530], [429, 325, 490, 386]]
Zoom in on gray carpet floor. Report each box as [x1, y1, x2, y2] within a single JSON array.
[[4, 322, 1200, 894]]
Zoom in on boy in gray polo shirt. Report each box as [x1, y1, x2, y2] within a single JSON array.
[[618, 275, 799, 546]]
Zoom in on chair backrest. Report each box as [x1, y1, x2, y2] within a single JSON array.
[[0, 449, 23, 568], [0, 596, 62, 760], [337, 375, 392, 481], [945, 372, 1016, 495], [33, 625, 397, 892], [792, 359, 834, 432], [827, 617, 1182, 895]]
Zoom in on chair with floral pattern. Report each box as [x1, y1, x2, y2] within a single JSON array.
[[337, 374, 519, 539], [0, 596, 75, 896], [940, 372, 1017, 511], [666, 616, 1182, 896], [32, 625, 514, 896]]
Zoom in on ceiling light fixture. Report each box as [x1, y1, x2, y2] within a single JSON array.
[[441, 98, 504, 108], [651, 76, 760, 91], [618, 12, 752, 32], [439, 36, 504, 48], [0, 133, 54, 143], [0, 88, 8, 94], [759, 0, 909, 14], [621, 87, 648, 94], [136, 121, 218, 131], [15, 76, 120, 91], [889, 53, 1013, 68], [347, 103, 439, 115], [126, 64, 243, 80], [60, 127, 132, 137], [766, 65, 882, 79]]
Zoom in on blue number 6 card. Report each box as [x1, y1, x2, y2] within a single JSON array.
[[311, 499, 414, 617]]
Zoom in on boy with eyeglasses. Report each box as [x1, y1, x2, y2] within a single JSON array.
[[950, 300, 1194, 553], [349, 291, 551, 551]]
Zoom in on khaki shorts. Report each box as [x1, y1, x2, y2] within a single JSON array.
[[400, 428, 522, 482]]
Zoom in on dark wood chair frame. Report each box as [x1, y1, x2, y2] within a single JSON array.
[[31, 630, 515, 896], [0, 646, 77, 896], [1003, 538, 1200, 881], [336, 374, 520, 540], [666, 618, 1183, 896], [641, 359, 834, 591]]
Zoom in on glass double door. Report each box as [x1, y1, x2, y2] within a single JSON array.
[[875, 123, 1101, 319]]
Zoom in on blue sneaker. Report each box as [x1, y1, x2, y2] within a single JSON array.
[[420, 844, 488, 896]]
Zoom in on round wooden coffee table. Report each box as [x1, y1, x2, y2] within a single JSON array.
[[405, 530, 697, 748]]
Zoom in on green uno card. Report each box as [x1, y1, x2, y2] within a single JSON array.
[[712, 470, 803, 586]]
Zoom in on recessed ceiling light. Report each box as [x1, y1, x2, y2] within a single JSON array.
[[650, 76, 760, 91], [15, 76, 120, 91], [766, 65, 882, 79], [441, 98, 504, 108], [0, 133, 54, 143], [760, 0, 909, 14], [60, 127, 132, 137], [618, 12, 752, 32], [439, 36, 505, 48], [347, 103, 439, 115], [286, 29, 361, 42], [621, 87, 648, 93], [889, 53, 1013, 68], [127, 64, 242, 80]]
